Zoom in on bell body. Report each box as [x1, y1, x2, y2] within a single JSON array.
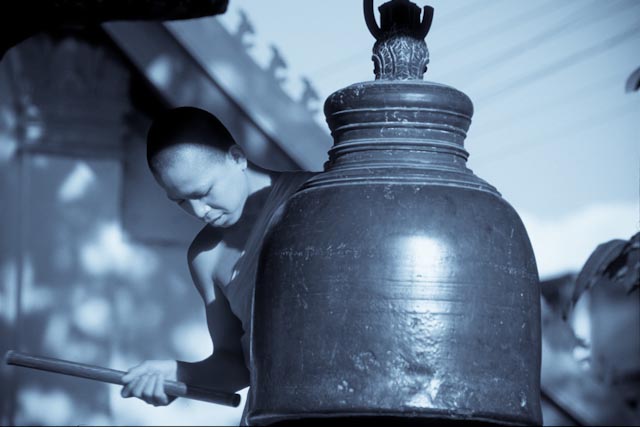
[[248, 81, 542, 425]]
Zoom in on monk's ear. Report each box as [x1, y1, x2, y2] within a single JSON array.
[[227, 144, 247, 170]]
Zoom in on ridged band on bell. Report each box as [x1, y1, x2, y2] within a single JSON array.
[[248, 1, 542, 425], [306, 80, 500, 196]]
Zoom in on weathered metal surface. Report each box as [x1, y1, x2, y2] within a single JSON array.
[[249, 1, 542, 425]]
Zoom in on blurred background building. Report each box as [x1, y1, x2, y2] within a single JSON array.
[[0, 0, 638, 425]]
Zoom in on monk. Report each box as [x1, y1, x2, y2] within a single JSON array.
[[119, 107, 313, 416]]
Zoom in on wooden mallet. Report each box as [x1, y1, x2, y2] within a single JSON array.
[[4, 350, 241, 407]]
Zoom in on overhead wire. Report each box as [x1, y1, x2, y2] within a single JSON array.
[[435, 0, 571, 62], [471, 100, 638, 165], [430, 0, 502, 31], [309, 0, 490, 81], [308, 0, 640, 163], [475, 20, 640, 106], [471, 71, 634, 138], [312, 0, 637, 85], [461, 0, 639, 97]]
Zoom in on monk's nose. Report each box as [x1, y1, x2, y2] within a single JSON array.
[[189, 199, 211, 220]]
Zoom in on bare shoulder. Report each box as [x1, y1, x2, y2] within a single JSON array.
[[188, 225, 223, 262], [187, 225, 224, 302]]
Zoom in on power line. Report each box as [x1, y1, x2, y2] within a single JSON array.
[[310, 0, 493, 81], [433, 0, 490, 24], [472, 72, 631, 138], [450, 0, 635, 85], [471, 100, 638, 165], [476, 21, 640, 106], [435, 0, 572, 62]]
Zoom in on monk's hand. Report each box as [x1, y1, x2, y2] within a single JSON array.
[[121, 360, 178, 406]]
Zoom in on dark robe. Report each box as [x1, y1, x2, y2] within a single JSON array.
[[218, 171, 314, 368]]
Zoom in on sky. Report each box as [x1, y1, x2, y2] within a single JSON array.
[[218, 0, 639, 278]]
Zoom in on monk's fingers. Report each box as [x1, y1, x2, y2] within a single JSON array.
[[152, 374, 170, 406], [132, 374, 151, 399], [141, 374, 158, 404], [121, 376, 142, 398]]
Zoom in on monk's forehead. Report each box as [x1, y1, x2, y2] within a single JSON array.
[[154, 146, 224, 193], [159, 143, 224, 163]]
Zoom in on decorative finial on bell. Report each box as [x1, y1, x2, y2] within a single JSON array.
[[364, 0, 434, 80]]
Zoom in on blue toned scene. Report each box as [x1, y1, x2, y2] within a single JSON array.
[[0, 0, 638, 426]]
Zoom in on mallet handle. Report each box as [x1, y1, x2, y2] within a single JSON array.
[[5, 350, 241, 407]]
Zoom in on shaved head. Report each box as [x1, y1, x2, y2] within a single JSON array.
[[146, 107, 236, 173]]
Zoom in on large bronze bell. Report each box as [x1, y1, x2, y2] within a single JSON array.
[[248, 0, 542, 425]]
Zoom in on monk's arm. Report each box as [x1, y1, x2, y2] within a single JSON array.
[[176, 297, 249, 393], [177, 240, 249, 393]]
